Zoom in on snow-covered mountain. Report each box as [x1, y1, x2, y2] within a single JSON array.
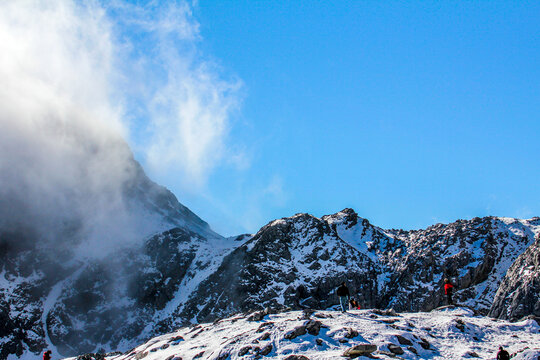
[[64, 307, 540, 360], [1, 200, 539, 359], [0, 151, 225, 359], [166, 210, 539, 325]]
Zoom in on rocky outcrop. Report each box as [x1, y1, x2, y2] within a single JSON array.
[[379, 216, 539, 314], [172, 213, 381, 325], [489, 234, 540, 321]]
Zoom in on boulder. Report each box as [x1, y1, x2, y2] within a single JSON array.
[[305, 320, 322, 336], [343, 344, 377, 358], [388, 344, 404, 355], [344, 328, 359, 339], [395, 334, 412, 346], [259, 344, 272, 356], [284, 325, 307, 340], [238, 347, 250, 356]]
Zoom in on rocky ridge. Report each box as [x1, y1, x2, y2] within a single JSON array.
[[1, 207, 539, 359]]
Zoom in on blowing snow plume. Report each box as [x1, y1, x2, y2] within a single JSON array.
[[0, 1, 232, 257]]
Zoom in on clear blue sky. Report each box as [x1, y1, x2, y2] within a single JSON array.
[[140, 1, 540, 236]]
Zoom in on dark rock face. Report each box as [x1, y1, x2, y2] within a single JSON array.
[[489, 234, 540, 320], [174, 213, 381, 325], [45, 227, 229, 356]]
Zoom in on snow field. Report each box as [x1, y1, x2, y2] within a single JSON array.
[[65, 307, 539, 360]]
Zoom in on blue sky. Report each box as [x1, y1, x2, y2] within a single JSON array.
[[129, 1, 540, 236]]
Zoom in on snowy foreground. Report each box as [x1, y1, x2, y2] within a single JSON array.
[[64, 307, 539, 360]]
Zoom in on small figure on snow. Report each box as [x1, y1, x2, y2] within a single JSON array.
[[349, 298, 361, 310], [444, 278, 454, 305], [43, 350, 52, 360], [336, 282, 350, 312], [497, 346, 510, 360]]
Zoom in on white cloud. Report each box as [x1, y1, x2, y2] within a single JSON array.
[[146, 57, 242, 187], [0, 0, 244, 252], [108, 1, 244, 188]]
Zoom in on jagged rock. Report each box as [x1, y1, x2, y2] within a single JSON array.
[[419, 338, 431, 350], [256, 322, 274, 333], [193, 351, 204, 359], [305, 320, 322, 335], [259, 344, 272, 356], [395, 334, 412, 346], [259, 332, 270, 340], [314, 313, 333, 319], [373, 309, 399, 317], [343, 344, 377, 358], [284, 325, 307, 340], [76, 354, 106, 360], [134, 352, 148, 359], [283, 356, 310, 360], [388, 344, 404, 355], [248, 311, 266, 322], [408, 346, 418, 355], [238, 347, 251, 356], [344, 328, 359, 338], [301, 309, 315, 319], [464, 351, 480, 358], [216, 351, 230, 360], [455, 319, 466, 332], [315, 338, 323, 346], [168, 335, 184, 344]]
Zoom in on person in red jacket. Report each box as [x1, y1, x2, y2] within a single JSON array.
[[444, 278, 454, 305], [43, 350, 52, 360]]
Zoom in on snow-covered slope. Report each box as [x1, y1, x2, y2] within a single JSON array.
[[64, 308, 540, 360]]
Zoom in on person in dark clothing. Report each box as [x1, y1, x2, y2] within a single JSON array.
[[497, 346, 510, 360], [336, 282, 350, 312], [43, 350, 52, 360], [444, 278, 454, 305]]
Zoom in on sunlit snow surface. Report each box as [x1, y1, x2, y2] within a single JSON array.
[[63, 308, 539, 360]]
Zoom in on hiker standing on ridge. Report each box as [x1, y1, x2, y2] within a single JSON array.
[[497, 346, 510, 360], [336, 282, 350, 312], [444, 278, 454, 305]]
